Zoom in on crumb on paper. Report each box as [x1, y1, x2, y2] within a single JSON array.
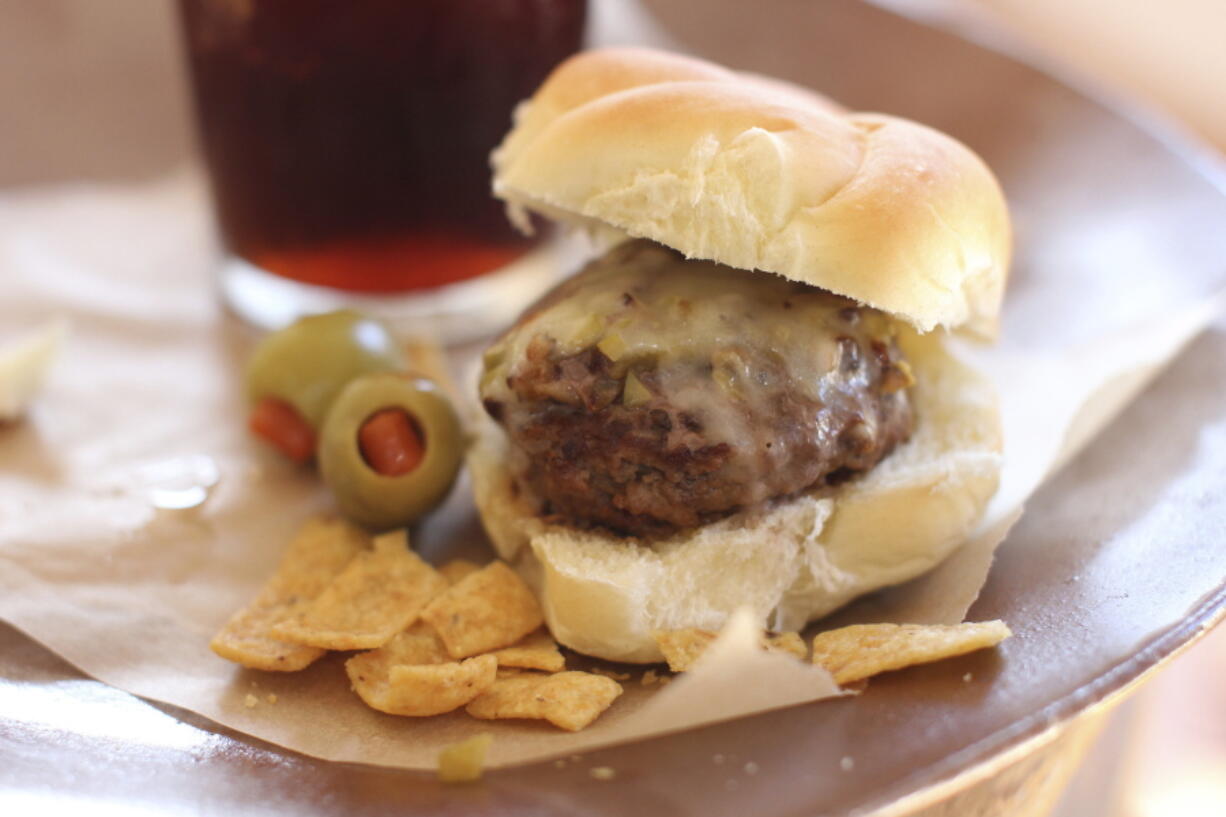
[[244, 694, 258, 708], [963, 672, 974, 682], [641, 669, 660, 686], [840, 756, 855, 771], [743, 761, 759, 775], [589, 766, 617, 781], [265, 693, 278, 704], [437, 733, 493, 784]]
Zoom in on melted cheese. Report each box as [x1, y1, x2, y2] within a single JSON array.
[[483, 239, 898, 455]]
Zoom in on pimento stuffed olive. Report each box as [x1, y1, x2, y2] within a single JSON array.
[[318, 372, 463, 530], [244, 311, 405, 463]]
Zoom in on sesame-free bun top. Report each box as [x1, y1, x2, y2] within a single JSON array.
[[492, 47, 1011, 337]]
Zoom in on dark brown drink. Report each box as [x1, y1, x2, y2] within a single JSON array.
[[180, 0, 585, 293]]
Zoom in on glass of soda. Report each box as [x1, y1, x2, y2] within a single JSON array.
[[179, 0, 586, 339]]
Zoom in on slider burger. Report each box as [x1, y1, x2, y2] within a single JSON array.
[[470, 48, 1009, 663]]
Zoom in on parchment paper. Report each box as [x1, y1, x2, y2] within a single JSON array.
[[0, 169, 1221, 770]]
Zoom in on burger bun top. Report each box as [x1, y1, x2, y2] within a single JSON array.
[[491, 47, 1011, 338]]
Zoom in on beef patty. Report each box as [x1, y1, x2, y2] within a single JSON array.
[[480, 239, 915, 537]]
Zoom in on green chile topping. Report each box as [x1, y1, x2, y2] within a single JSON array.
[[481, 239, 899, 451]]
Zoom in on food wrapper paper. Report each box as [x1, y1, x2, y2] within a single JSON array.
[[0, 169, 1221, 770]]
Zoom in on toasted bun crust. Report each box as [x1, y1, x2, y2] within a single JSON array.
[[492, 48, 1010, 337], [469, 331, 1002, 663]]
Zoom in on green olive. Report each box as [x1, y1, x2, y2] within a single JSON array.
[[318, 372, 463, 530], [244, 310, 405, 430]]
